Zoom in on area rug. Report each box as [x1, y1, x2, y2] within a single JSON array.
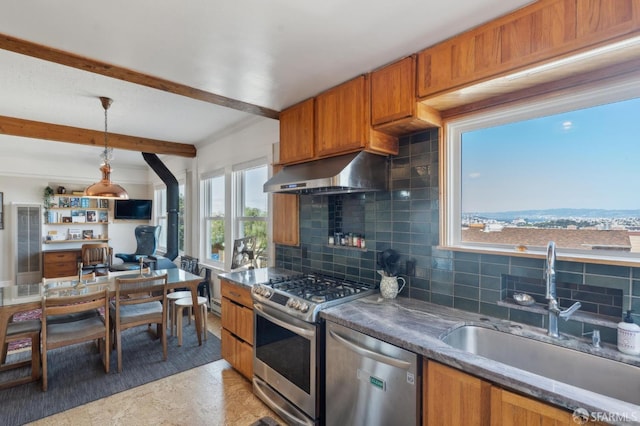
[[0, 326, 221, 426]]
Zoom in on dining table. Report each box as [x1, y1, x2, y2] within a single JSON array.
[[0, 268, 206, 359]]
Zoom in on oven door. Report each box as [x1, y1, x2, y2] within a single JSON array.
[[253, 302, 318, 422]]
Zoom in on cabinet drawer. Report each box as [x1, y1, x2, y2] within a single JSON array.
[[43, 250, 80, 264], [221, 280, 252, 308]]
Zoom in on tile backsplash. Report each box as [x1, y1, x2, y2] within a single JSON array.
[[275, 129, 640, 340]]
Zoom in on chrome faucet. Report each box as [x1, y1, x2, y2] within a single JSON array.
[[545, 241, 581, 338]]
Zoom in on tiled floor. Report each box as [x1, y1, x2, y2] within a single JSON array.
[[27, 314, 284, 426]]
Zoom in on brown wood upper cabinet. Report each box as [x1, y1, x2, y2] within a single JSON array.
[[371, 56, 441, 136], [279, 98, 315, 165], [315, 75, 398, 158], [417, 0, 640, 99]]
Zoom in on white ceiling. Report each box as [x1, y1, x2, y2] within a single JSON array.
[[0, 0, 533, 168]]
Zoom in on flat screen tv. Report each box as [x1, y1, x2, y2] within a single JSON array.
[[114, 199, 152, 220]]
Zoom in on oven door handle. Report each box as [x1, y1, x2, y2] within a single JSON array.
[[254, 303, 315, 338], [329, 329, 412, 370]]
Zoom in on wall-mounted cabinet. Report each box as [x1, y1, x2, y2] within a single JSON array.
[[316, 75, 398, 158], [371, 56, 441, 136], [417, 0, 640, 100], [279, 98, 315, 165], [279, 75, 398, 166]]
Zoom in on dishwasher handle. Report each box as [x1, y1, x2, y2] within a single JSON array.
[[329, 329, 412, 370]]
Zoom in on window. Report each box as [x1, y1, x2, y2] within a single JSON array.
[[443, 75, 640, 264], [233, 163, 268, 267], [154, 183, 186, 254], [154, 187, 167, 251], [201, 173, 226, 264]]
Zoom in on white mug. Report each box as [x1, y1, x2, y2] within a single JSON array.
[[379, 275, 406, 299]]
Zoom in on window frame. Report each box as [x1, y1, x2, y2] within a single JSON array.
[[200, 170, 227, 268], [442, 73, 640, 265], [153, 186, 167, 252], [232, 159, 268, 267]]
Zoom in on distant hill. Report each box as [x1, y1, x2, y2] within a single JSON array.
[[464, 208, 640, 222]]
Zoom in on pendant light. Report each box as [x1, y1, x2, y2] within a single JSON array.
[[84, 97, 129, 199]]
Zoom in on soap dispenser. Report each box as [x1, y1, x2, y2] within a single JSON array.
[[617, 310, 640, 355]]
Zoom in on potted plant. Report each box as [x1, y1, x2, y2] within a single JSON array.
[[43, 186, 54, 222]]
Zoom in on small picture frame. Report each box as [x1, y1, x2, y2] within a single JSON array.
[[86, 210, 97, 223], [58, 197, 70, 208], [71, 210, 86, 223], [98, 211, 108, 223], [68, 228, 81, 240], [99, 199, 109, 209], [70, 197, 80, 208], [62, 216, 72, 223], [82, 229, 94, 240]]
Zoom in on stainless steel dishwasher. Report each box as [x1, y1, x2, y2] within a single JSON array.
[[325, 320, 420, 426]]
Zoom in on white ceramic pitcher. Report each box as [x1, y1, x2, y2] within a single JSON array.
[[378, 270, 406, 299]]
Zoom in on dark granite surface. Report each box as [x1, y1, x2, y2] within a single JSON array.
[[217, 267, 297, 288], [321, 295, 640, 425], [217, 268, 640, 424]]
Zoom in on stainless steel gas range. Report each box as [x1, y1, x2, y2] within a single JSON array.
[[252, 273, 376, 426]]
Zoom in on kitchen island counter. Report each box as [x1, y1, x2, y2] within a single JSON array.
[[321, 296, 640, 425]]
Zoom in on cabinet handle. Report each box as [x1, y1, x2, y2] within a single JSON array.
[[229, 291, 241, 298]]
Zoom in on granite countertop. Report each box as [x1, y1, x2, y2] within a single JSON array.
[[321, 296, 640, 425], [217, 267, 297, 288]]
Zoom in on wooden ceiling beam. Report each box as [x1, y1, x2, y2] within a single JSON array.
[[0, 33, 280, 120], [0, 115, 197, 158]]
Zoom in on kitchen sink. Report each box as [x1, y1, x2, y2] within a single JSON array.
[[441, 325, 640, 405]]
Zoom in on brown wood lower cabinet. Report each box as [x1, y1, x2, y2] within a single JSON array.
[[43, 249, 81, 278], [220, 279, 253, 380], [425, 360, 491, 426], [491, 387, 577, 426], [423, 360, 603, 425]]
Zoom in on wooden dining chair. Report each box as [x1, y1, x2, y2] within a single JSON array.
[[110, 274, 168, 373], [81, 243, 112, 276], [41, 288, 110, 391], [0, 316, 41, 390], [42, 273, 98, 325]]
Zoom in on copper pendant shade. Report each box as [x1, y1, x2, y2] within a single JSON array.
[[84, 97, 129, 199]]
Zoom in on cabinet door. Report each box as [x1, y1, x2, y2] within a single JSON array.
[[425, 361, 491, 426], [237, 339, 253, 380], [279, 98, 315, 165], [272, 193, 299, 246], [490, 387, 582, 426], [221, 328, 236, 367], [316, 76, 367, 157], [371, 56, 416, 126], [235, 303, 254, 345]]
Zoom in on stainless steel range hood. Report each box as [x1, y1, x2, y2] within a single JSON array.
[[263, 151, 389, 195]]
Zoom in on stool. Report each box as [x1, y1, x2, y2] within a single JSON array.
[[174, 296, 208, 347], [167, 291, 192, 336], [0, 320, 41, 390]]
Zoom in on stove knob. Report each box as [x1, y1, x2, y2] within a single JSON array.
[[263, 289, 272, 298], [299, 303, 309, 313]]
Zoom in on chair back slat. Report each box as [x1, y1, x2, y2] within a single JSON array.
[[115, 274, 168, 305]]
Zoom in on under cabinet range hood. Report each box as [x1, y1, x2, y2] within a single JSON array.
[[263, 151, 389, 195]]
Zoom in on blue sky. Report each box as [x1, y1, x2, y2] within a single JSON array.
[[461, 96, 640, 213]]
